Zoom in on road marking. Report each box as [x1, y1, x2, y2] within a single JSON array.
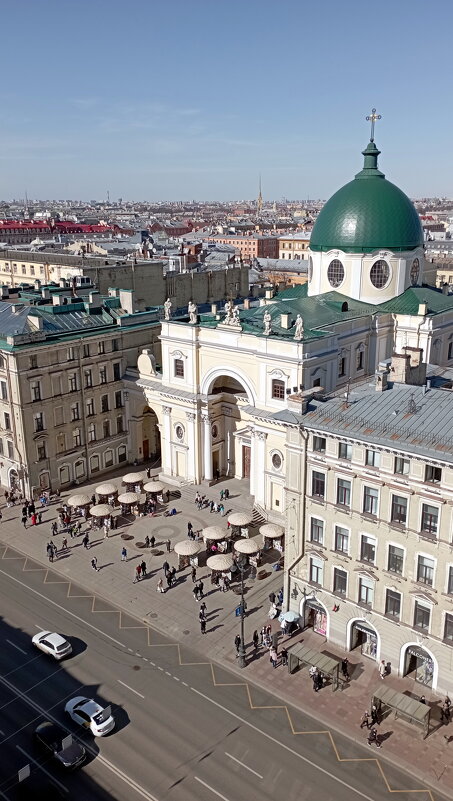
[[194, 777, 231, 801], [6, 640, 27, 656], [117, 680, 145, 699], [191, 687, 376, 801], [165, 671, 171, 676], [16, 745, 68, 794], [158, 666, 163, 671], [0, 569, 125, 648], [34, 624, 43, 629], [173, 676, 180, 681], [0, 728, 5, 735], [0, 663, 64, 714], [225, 752, 263, 779], [182, 681, 188, 687]]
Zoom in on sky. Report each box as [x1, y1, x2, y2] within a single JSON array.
[[1, 0, 452, 201]]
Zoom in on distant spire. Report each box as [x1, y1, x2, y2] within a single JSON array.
[[257, 174, 263, 216], [365, 107, 382, 143]]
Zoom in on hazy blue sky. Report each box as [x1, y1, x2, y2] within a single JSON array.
[[1, 0, 452, 201]]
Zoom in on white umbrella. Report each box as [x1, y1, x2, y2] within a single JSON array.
[[202, 525, 229, 542], [117, 492, 140, 505], [122, 472, 146, 485], [260, 523, 284, 539], [174, 541, 203, 556], [234, 538, 260, 555], [143, 481, 166, 493], [90, 504, 113, 517], [67, 493, 91, 508], [96, 483, 117, 496], [228, 512, 252, 527], [207, 553, 234, 571]]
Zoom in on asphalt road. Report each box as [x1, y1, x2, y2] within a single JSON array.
[[0, 557, 446, 801]]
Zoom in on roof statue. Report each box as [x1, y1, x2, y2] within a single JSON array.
[[294, 314, 304, 341], [263, 309, 272, 336], [188, 301, 198, 325], [223, 300, 241, 327], [164, 298, 172, 321]]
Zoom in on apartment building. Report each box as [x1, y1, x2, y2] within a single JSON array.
[[278, 232, 311, 260]]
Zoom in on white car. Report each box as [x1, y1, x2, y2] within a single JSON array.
[[32, 631, 72, 660], [65, 696, 115, 736]]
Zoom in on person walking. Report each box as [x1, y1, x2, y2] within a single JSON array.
[[103, 523, 109, 539], [260, 626, 266, 647], [46, 542, 53, 562], [234, 634, 241, 656], [61, 537, 68, 551], [150, 535, 156, 548], [121, 547, 127, 561], [162, 559, 169, 575], [252, 630, 259, 650], [91, 557, 100, 572], [166, 572, 172, 590], [367, 728, 381, 748], [82, 533, 90, 550], [191, 565, 197, 583], [269, 647, 278, 668], [141, 560, 147, 578], [370, 703, 380, 726], [378, 660, 387, 679], [157, 577, 165, 593], [341, 657, 350, 681], [280, 646, 288, 667], [170, 566, 176, 585], [360, 710, 370, 729], [200, 618, 207, 634], [198, 579, 204, 599], [209, 500, 214, 513], [269, 591, 276, 605], [187, 522, 193, 537], [200, 601, 207, 619], [134, 564, 142, 583], [21, 513, 27, 529], [441, 697, 451, 724], [165, 538, 171, 552], [37, 511, 43, 524]]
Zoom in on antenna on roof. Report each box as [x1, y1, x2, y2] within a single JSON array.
[[407, 393, 417, 414]]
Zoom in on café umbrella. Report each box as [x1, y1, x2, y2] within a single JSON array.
[[234, 538, 260, 555], [96, 483, 117, 497], [207, 553, 234, 571], [174, 541, 203, 557], [89, 504, 113, 517], [67, 494, 91, 508], [117, 492, 140, 505]]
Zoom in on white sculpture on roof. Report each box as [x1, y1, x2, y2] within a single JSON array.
[[164, 298, 172, 321], [224, 299, 234, 323], [263, 309, 272, 336], [188, 301, 198, 324], [294, 314, 304, 341]]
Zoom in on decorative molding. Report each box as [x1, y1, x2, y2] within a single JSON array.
[[162, 406, 172, 415], [201, 413, 211, 425], [170, 349, 187, 360], [256, 431, 268, 441], [185, 412, 196, 421]]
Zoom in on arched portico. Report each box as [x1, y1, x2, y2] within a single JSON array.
[[141, 406, 161, 464], [202, 366, 257, 406]]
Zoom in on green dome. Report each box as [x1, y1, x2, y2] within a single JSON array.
[[310, 142, 423, 253]]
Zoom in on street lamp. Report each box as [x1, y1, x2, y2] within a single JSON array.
[[237, 554, 247, 669]]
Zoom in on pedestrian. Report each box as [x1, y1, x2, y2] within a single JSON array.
[[21, 514, 27, 528], [200, 601, 207, 618], [141, 560, 147, 577], [371, 703, 380, 726], [260, 626, 266, 646], [145, 535, 150, 548], [91, 494, 96, 505], [157, 577, 165, 593], [269, 647, 278, 668], [367, 728, 381, 748], [166, 572, 172, 589], [341, 657, 350, 681], [441, 697, 451, 723], [187, 522, 193, 537], [37, 511, 43, 524], [378, 660, 387, 679], [51, 521, 58, 536], [31, 513, 37, 526], [191, 565, 197, 583], [121, 547, 127, 561], [135, 564, 142, 583], [46, 543, 53, 562], [209, 500, 214, 513], [360, 710, 370, 729], [224, 488, 229, 500], [198, 579, 204, 599], [277, 588, 284, 605], [50, 541, 57, 559], [150, 535, 156, 548], [313, 669, 320, 692], [165, 538, 171, 552], [220, 489, 224, 501], [269, 591, 276, 605], [198, 608, 206, 623], [281, 647, 288, 666], [61, 537, 68, 551], [215, 468, 220, 481], [103, 523, 109, 539], [252, 630, 259, 650], [419, 695, 426, 704], [200, 618, 206, 634], [91, 557, 100, 572], [234, 634, 241, 656], [162, 560, 169, 575]]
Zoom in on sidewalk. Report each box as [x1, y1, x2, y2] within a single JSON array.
[[1, 475, 451, 799]]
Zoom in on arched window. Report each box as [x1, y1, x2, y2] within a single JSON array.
[[327, 259, 344, 288], [104, 450, 114, 467], [59, 465, 71, 484], [370, 260, 390, 289], [74, 460, 85, 479], [411, 258, 420, 286], [118, 445, 127, 463], [90, 455, 100, 473]]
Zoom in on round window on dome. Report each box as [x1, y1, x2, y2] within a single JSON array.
[[411, 258, 420, 286], [327, 259, 344, 288], [370, 259, 390, 289]]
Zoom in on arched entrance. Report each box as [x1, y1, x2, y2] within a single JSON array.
[[301, 596, 328, 637], [141, 406, 161, 465], [400, 643, 437, 689], [348, 618, 379, 660], [8, 468, 19, 490]]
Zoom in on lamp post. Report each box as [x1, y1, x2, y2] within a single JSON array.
[[237, 554, 247, 669]]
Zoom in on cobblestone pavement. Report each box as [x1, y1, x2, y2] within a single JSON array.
[[0, 474, 452, 799]]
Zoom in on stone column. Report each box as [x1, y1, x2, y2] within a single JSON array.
[[249, 430, 256, 496], [186, 411, 197, 481], [202, 412, 213, 481], [162, 406, 172, 476], [254, 430, 267, 504]]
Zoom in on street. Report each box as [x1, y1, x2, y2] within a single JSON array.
[[0, 554, 445, 801]]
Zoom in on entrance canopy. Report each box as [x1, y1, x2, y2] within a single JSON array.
[[287, 643, 340, 691], [372, 685, 431, 739]]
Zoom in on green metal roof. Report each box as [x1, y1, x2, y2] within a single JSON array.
[[310, 141, 423, 254]]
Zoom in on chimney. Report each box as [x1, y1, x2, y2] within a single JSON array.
[[243, 298, 251, 310], [41, 288, 50, 300], [108, 287, 119, 297], [442, 283, 449, 295], [211, 303, 217, 314], [265, 287, 274, 299], [418, 302, 428, 316], [280, 312, 291, 329], [89, 291, 100, 304], [119, 289, 134, 315], [59, 278, 67, 289], [375, 369, 388, 391]]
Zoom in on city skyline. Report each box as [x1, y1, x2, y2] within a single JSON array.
[[1, 0, 452, 201]]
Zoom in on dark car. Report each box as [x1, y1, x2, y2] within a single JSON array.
[[34, 721, 86, 769]]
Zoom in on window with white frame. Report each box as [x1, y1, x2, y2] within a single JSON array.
[[417, 555, 434, 586], [313, 435, 326, 453], [104, 450, 114, 467], [391, 494, 407, 525], [338, 442, 352, 460], [363, 485, 379, 515], [444, 613, 453, 643], [336, 478, 351, 507], [385, 589, 401, 619], [358, 576, 374, 607], [414, 601, 430, 631], [388, 544, 404, 575], [31, 382, 40, 401], [86, 398, 95, 417], [34, 412, 44, 432], [421, 504, 439, 535], [310, 518, 324, 544], [360, 535, 376, 564], [309, 557, 323, 586], [73, 428, 81, 447], [394, 456, 409, 475], [366, 449, 380, 467], [174, 359, 184, 378], [425, 464, 442, 484], [334, 525, 349, 554], [88, 423, 96, 442], [68, 373, 77, 392]]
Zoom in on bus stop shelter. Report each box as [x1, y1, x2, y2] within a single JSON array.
[[371, 684, 431, 739], [287, 643, 340, 691]]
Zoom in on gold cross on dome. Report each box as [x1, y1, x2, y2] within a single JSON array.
[[366, 108, 381, 142]]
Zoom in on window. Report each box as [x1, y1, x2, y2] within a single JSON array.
[[370, 259, 390, 289], [73, 429, 81, 447], [104, 450, 114, 467], [327, 259, 344, 288], [356, 349, 364, 371], [101, 395, 109, 413], [99, 367, 107, 384], [313, 435, 326, 453], [337, 478, 351, 507], [448, 566, 453, 595], [361, 535, 376, 564], [4, 412, 11, 430], [333, 567, 347, 595], [385, 589, 401, 619], [118, 444, 127, 463], [103, 420, 110, 438], [7, 440, 13, 459], [69, 373, 77, 392], [174, 359, 184, 378], [71, 403, 80, 422], [414, 601, 430, 631], [67, 347, 75, 361], [271, 452, 282, 470], [339, 442, 352, 460], [411, 258, 420, 286], [421, 504, 438, 535], [86, 398, 95, 416], [117, 416, 124, 434], [417, 555, 434, 586], [30, 266, 35, 276], [335, 525, 349, 554], [365, 449, 380, 468], [74, 460, 85, 479], [395, 456, 409, 475], [56, 433, 66, 454], [98, 341, 105, 355], [54, 406, 64, 426], [52, 374, 62, 396], [391, 494, 407, 525], [359, 577, 374, 607], [444, 613, 453, 643], [449, 342, 453, 361], [309, 557, 323, 586], [113, 362, 121, 381], [312, 471, 325, 498], [310, 518, 324, 544], [115, 390, 123, 409], [388, 544, 404, 575], [29, 355, 38, 369], [84, 370, 92, 389], [363, 485, 379, 516], [0, 439, 3, 455], [425, 464, 441, 484], [271, 379, 285, 400], [0, 381, 7, 401], [338, 357, 346, 377], [34, 413, 44, 432], [90, 455, 100, 473], [37, 442, 47, 461], [88, 423, 96, 442], [83, 344, 90, 358], [112, 339, 119, 352]]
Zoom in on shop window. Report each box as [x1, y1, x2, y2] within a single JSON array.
[[74, 460, 85, 479], [59, 465, 70, 484], [118, 445, 127, 463], [104, 450, 114, 467], [385, 589, 401, 619], [413, 601, 430, 632], [309, 557, 323, 586], [333, 568, 347, 596], [363, 486, 379, 516], [313, 435, 326, 453], [311, 471, 325, 499], [271, 379, 285, 400], [391, 494, 407, 525], [338, 442, 352, 460], [310, 518, 324, 544], [336, 478, 351, 507], [387, 544, 404, 575], [334, 525, 349, 554], [417, 555, 434, 586]]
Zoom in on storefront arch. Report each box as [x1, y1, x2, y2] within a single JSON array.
[[8, 468, 19, 490], [300, 596, 329, 639], [400, 642, 438, 690], [141, 406, 161, 463], [347, 618, 380, 661]]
